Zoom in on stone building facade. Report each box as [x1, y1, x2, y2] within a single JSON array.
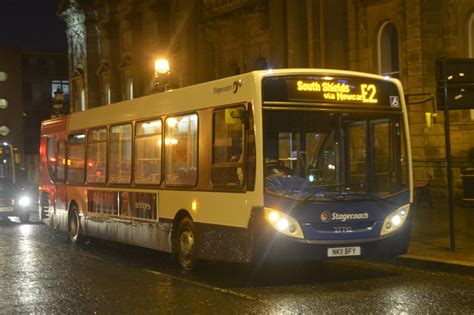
[[0, 47, 69, 183], [58, 0, 474, 199], [0, 47, 24, 155]]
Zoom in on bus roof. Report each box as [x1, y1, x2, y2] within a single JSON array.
[[43, 68, 401, 132]]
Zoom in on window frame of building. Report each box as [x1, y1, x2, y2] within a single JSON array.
[[377, 21, 400, 78], [81, 89, 86, 111], [51, 80, 69, 99], [106, 84, 111, 105], [0, 99, 8, 110], [469, 12, 474, 121], [127, 79, 134, 100]]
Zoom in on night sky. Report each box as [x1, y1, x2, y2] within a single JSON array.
[[0, 0, 67, 51]]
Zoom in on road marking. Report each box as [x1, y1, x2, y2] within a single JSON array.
[[144, 269, 262, 302]]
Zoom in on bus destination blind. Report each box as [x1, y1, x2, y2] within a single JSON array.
[[262, 76, 401, 108]]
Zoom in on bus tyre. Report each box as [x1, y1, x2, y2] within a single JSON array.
[[176, 217, 196, 271], [67, 206, 81, 243]]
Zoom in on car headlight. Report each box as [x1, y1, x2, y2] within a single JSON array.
[[264, 208, 304, 239], [18, 196, 31, 207], [380, 204, 410, 236]]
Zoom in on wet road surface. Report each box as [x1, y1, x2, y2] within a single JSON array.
[[1, 215, 473, 314]]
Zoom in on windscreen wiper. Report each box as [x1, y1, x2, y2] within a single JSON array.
[[290, 184, 344, 210]]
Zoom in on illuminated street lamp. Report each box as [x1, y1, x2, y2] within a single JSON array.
[[52, 88, 64, 117], [153, 58, 171, 93]]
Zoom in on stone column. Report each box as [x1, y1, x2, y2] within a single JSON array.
[[285, 1, 308, 68], [268, 0, 287, 68], [83, 9, 101, 108]]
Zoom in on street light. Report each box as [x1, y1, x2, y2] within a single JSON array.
[[52, 88, 64, 117], [153, 58, 171, 93]]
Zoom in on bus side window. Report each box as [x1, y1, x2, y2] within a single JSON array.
[[67, 133, 86, 184], [87, 128, 107, 184], [164, 114, 198, 186], [56, 141, 66, 182], [109, 124, 133, 184], [46, 136, 57, 180], [135, 120, 162, 185], [211, 106, 245, 188]]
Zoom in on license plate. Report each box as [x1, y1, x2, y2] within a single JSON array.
[[0, 206, 14, 212], [327, 246, 361, 257]]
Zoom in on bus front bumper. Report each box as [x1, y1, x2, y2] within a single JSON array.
[[249, 225, 411, 264]]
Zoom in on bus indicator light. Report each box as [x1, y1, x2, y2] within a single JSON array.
[[191, 200, 198, 212]]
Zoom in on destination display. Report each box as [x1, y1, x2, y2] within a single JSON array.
[[262, 75, 401, 108]]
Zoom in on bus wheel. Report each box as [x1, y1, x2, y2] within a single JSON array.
[[67, 206, 81, 243], [176, 217, 196, 270]]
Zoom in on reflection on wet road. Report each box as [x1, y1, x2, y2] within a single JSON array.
[[1, 216, 473, 313]]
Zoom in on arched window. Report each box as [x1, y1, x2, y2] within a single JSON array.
[[0, 99, 7, 109], [105, 84, 111, 105], [469, 13, 474, 121], [377, 21, 400, 78], [127, 79, 134, 100], [81, 89, 86, 111], [469, 13, 474, 58]]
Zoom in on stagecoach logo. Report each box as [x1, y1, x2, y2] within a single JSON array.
[[232, 80, 242, 94], [213, 80, 243, 95], [213, 85, 232, 95], [321, 211, 369, 222], [320, 211, 330, 222]]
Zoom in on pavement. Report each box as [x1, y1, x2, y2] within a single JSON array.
[[394, 200, 474, 274]]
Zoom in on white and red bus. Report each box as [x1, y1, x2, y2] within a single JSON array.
[[39, 69, 413, 270]]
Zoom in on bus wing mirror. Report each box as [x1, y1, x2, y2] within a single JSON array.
[[225, 108, 250, 129], [307, 167, 322, 184], [240, 109, 250, 130]]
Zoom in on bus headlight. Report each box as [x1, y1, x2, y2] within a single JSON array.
[[18, 196, 31, 207], [264, 208, 304, 239], [381, 204, 410, 236]]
